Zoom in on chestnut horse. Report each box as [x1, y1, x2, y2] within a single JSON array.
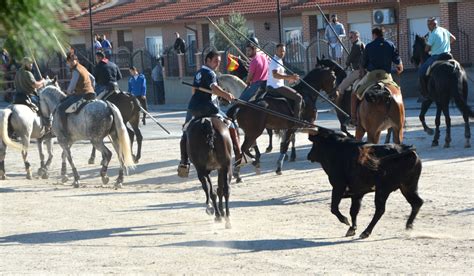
[[226, 67, 336, 179], [356, 81, 405, 144]]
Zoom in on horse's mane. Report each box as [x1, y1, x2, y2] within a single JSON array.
[[320, 58, 345, 72], [39, 84, 67, 102]]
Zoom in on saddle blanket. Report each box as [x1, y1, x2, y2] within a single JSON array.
[[65, 98, 95, 114], [426, 59, 461, 76]]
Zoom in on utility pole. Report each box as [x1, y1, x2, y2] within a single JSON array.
[[277, 0, 282, 43], [89, 0, 94, 65]]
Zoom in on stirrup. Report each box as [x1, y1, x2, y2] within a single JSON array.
[[177, 163, 190, 178], [234, 153, 255, 168]]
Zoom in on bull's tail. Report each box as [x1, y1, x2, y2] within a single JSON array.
[[0, 108, 23, 151], [452, 70, 474, 118], [108, 103, 135, 170]]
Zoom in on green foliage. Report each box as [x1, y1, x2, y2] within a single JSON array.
[[212, 12, 249, 51], [0, 0, 79, 60]]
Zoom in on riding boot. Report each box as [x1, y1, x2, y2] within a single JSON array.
[[350, 92, 359, 126], [177, 133, 190, 178], [229, 127, 253, 167]]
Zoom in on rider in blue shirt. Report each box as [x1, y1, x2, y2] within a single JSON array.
[[179, 50, 250, 177]]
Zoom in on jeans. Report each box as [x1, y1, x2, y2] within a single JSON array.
[[239, 80, 266, 101], [418, 54, 439, 77], [95, 84, 106, 95], [154, 80, 165, 104]]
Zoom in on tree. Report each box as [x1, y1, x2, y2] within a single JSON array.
[[212, 12, 249, 51], [0, 0, 79, 60]]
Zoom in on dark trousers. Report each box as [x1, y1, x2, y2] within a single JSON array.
[[154, 81, 165, 104], [137, 96, 148, 121], [267, 86, 302, 117]]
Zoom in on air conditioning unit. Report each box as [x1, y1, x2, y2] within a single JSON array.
[[373, 9, 395, 25]]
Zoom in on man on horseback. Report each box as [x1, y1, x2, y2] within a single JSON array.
[[13, 57, 45, 111], [240, 37, 268, 101], [266, 43, 301, 119], [335, 30, 364, 107], [94, 51, 122, 95], [56, 53, 96, 137], [418, 17, 456, 96], [351, 27, 403, 126], [178, 50, 250, 177]]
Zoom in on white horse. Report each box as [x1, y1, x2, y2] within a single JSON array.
[[0, 79, 57, 180], [39, 85, 135, 188]]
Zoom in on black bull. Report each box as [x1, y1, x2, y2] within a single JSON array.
[[306, 128, 423, 238]]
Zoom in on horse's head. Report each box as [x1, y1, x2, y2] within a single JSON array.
[[218, 74, 247, 99], [38, 84, 66, 118], [411, 34, 429, 66]]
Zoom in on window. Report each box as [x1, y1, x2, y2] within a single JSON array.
[[409, 17, 439, 54], [349, 22, 372, 44], [317, 14, 330, 30], [284, 28, 302, 43], [145, 36, 163, 58]]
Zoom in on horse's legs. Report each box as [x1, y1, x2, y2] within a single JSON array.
[[197, 170, 213, 215], [392, 127, 403, 145], [367, 131, 381, 144], [206, 172, 220, 221], [60, 150, 68, 183], [265, 128, 273, 153], [131, 122, 142, 164], [276, 129, 295, 175], [462, 109, 471, 148], [419, 98, 434, 135], [36, 137, 46, 178], [44, 138, 54, 172], [88, 147, 96, 165], [360, 189, 391, 239], [218, 167, 232, 228], [240, 133, 260, 174], [441, 104, 451, 148], [290, 132, 296, 162], [384, 128, 392, 144], [252, 144, 261, 165], [20, 137, 32, 180], [346, 195, 364, 237], [93, 140, 112, 185], [63, 145, 80, 188], [109, 133, 125, 188], [432, 105, 442, 147], [0, 142, 6, 180], [126, 126, 136, 162]]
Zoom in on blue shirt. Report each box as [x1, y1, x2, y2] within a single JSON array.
[[427, 26, 452, 55], [188, 65, 218, 111], [128, 74, 147, 97], [363, 37, 401, 73]]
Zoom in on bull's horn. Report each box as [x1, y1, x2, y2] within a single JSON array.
[[301, 128, 318, 135]]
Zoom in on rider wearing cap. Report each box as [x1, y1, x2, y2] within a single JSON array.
[[14, 57, 45, 110]]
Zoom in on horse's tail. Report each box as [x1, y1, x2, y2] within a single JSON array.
[[451, 70, 474, 118], [202, 118, 215, 150], [0, 108, 23, 151], [108, 102, 136, 169]]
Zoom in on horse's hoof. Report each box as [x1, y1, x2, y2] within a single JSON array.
[[0, 173, 6, 180], [214, 216, 222, 222], [235, 177, 242, 183], [341, 217, 350, 226], [265, 147, 272, 153], [406, 223, 413, 230], [290, 156, 296, 162], [465, 141, 471, 148], [359, 231, 370, 239], [88, 158, 95, 165], [345, 227, 356, 237], [114, 179, 123, 189], [26, 173, 32, 180], [73, 180, 80, 188], [206, 205, 215, 215], [425, 128, 434, 136], [443, 143, 450, 148], [37, 167, 45, 177], [431, 141, 439, 147], [134, 159, 139, 164], [61, 175, 69, 183], [102, 175, 110, 185], [275, 169, 282, 175], [41, 172, 49, 179], [225, 220, 232, 229]]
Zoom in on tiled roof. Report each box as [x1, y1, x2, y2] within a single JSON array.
[[67, 0, 381, 30]]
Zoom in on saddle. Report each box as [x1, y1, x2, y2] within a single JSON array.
[[363, 82, 392, 104], [260, 89, 295, 117], [183, 114, 231, 132], [65, 98, 96, 114]]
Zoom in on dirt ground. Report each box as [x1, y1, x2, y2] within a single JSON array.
[[0, 110, 473, 274]]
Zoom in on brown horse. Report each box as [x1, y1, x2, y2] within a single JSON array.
[[356, 82, 405, 144], [187, 116, 232, 228], [227, 67, 336, 178]]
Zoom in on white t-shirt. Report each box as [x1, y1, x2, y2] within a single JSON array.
[[267, 55, 285, 88]]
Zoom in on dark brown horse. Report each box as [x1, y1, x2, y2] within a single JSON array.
[[89, 91, 143, 164], [356, 82, 405, 144], [412, 34, 473, 148], [187, 116, 232, 228], [227, 67, 336, 178]]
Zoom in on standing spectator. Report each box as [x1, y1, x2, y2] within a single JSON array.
[[1, 48, 9, 66], [151, 57, 165, 104], [128, 66, 147, 125], [101, 34, 113, 59], [93, 34, 102, 52], [173, 32, 186, 54], [325, 14, 346, 63]]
